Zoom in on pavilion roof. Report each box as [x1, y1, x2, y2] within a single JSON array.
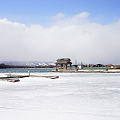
[[56, 58, 72, 64]]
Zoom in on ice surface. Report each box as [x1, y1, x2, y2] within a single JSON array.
[[0, 73, 120, 120]]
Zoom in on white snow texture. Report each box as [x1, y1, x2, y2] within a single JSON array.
[[0, 73, 120, 120]]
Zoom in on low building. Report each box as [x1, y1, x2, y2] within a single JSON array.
[[56, 58, 72, 71]]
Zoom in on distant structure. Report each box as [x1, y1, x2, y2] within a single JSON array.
[[78, 62, 84, 69], [53, 58, 120, 72], [56, 58, 72, 70]]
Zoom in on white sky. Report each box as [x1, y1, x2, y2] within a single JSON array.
[[0, 12, 120, 64]]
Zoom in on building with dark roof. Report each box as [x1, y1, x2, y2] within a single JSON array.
[[56, 58, 72, 70]]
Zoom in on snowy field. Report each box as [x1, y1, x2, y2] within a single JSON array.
[[0, 72, 120, 120]]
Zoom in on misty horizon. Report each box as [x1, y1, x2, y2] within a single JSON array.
[[0, 16, 120, 64], [0, 60, 120, 65], [0, 1, 120, 64]]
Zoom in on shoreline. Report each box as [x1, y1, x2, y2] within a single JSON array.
[[52, 69, 120, 73]]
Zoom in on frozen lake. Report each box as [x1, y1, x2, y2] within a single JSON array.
[[0, 73, 120, 120]]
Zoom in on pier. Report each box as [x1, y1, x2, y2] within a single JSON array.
[[52, 68, 120, 73]]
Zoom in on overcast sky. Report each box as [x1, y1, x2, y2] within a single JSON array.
[[0, 0, 120, 64]]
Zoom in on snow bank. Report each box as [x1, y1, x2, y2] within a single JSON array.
[[0, 73, 120, 120]]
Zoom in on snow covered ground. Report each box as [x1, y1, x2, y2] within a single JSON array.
[[0, 72, 120, 120]]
